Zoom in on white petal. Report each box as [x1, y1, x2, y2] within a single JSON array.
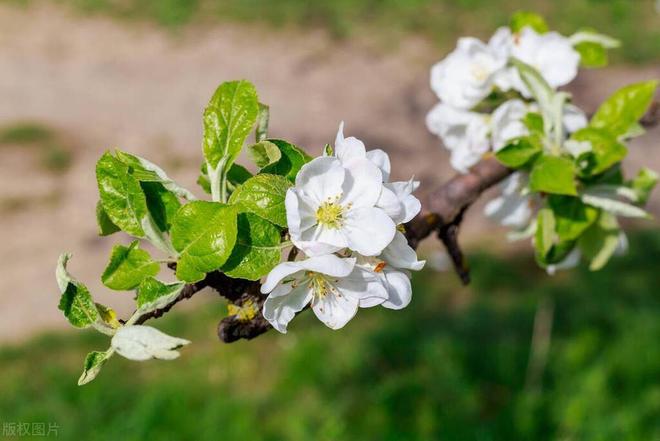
[[337, 267, 388, 308], [263, 286, 313, 333], [366, 149, 391, 181], [381, 269, 413, 310], [375, 185, 404, 222], [295, 156, 345, 204], [563, 104, 588, 134], [340, 158, 383, 208], [285, 189, 318, 238], [385, 180, 422, 223], [381, 231, 425, 271], [343, 207, 396, 256], [261, 261, 306, 294], [301, 224, 348, 252], [294, 255, 357, 278], [334, 122, 367, 165], [311, 288, 359, 330]]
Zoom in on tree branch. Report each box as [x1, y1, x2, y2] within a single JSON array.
[[132, 100, 658, 343]]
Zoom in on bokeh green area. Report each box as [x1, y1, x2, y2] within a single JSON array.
[[2, 230, 659, 440], [8, 0, 659, 63]]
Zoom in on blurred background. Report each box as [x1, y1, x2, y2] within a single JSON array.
[[0, 0, 658, 439]]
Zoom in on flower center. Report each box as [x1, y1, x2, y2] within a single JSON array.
[[306, 272, 332, 298], [316, 200, 344, 229], [471, 63, 489, 82]]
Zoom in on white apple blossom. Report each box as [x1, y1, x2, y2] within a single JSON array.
[[484, 172, 535, 229], [333, 122, 421, 224], [261, 255, 388, 332], [355, 232, 426, 310], [426, 103, 490, 173], [430, 36, 507, 109], [286, 156, 396, 257], [491, 99, 530, 150], [494, 27, 579, 96]]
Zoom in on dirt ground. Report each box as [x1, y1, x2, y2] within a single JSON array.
[[0, 3, 658, 343]]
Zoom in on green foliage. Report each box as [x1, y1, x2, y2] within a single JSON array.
[[629, 168, 658, 205], [529, 155, 577, 196], [261, 139, 312, 183], [590, 80, 658, 137], [78, 350, 113, 386], [578, 212, 621, 271], [509, 10, 548, 33], [222, 213, 283, 280], [203, 80, 259, 201], [247, 140, 282, 168], [572, 127, 628, 177], [548, 195, 599, 242], [95, 201, 120, 236], [56, 254, 100, 329], [170, 201, 239, 283], [495, 136, 541, 168], [229, 174, 291, 227], [136, 278, 185, 314], [575, 41, 608, 68], [96, 152, 149, 237], [101, 241, 160, 291]]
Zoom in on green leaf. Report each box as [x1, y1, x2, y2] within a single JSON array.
[[255, 103, 270, 142], [222, 213, 282, 280], [590, 80, 658, 137], [629, 167, 658, 205], [56, 253, 99, 328], [95, 303, 120, 329], [114, 150, 196, 200], [578, 212, 620, 270], [203, 80, 259, 171], [530, 155, 578, 196], [229, 174, 291, 227], [96, 152, 148, 237], [575, 41, 608, 68], [523, 112, 544, 134], [136, 277, 185, 314], [534, 208, 556, 263], [101, 240, 160, 290], [580, 188, 650, 219], [572, 127, 627, 177], [495, 136, 542, 168], [261, 139, 312, 183], [568, 30, 621, 49], [509, 11, 548, 33], [510, 58, 554, 121], [78, 349, 113, 386], [548, 195, 599, 242], [171, 201, 239, 283], [141, 182, 181, 233], [96, 201, 120, 236], [248, 140, 282, 168]]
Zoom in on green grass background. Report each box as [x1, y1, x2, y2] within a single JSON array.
[[2, 230, 659, 440], [5, 0, 660, 63]]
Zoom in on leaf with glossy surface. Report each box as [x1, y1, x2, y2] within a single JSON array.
[[101, 241, 160, 290], [629, 167, 658, 205], [548, 195, 599, 241], [136, 277, 185, 314], [171, 201, 238, 283], [222, 213, 282, 280], [530, 155, 578, 196], [255, 103, 269, 142], [261, 139, 312, 182], [590, 80, 658, 137], [229, 174, 291, 227], [203, 80, 259, 171], [141, 182, 181, 233], [578, 212, 620, 270], [572, 128, 627, 177], [96, 152, 148, 237], [56, 254, 99, 328], [495, 136, 542, 168], [78, 349, 114, 386], [248, 140, 281, 169], [509, 10, 548, 33], [96, 201, 120, 236]]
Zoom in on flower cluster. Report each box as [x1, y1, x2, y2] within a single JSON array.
[[261, 123, 425, 332], [425, 12, 657, 274]]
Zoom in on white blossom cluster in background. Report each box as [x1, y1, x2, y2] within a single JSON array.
[[425, 21, 626, 274], [261, 123, 425, 332]]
